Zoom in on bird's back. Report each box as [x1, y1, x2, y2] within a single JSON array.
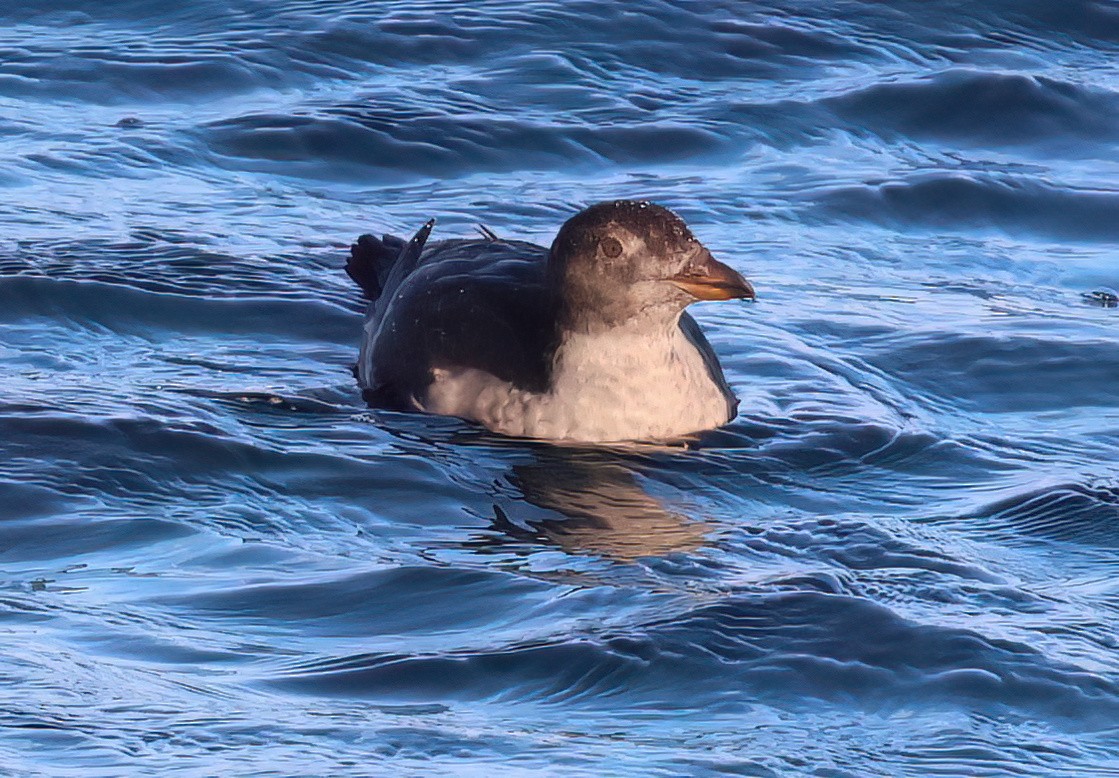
[[349, 234, 558, 409]]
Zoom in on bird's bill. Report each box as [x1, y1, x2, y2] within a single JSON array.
[[670, 254, 755, 301]]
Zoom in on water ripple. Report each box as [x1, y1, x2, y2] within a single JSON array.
[[3, 0, 1119, 774]]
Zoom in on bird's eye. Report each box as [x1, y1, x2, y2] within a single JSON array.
[[601, 237, 623, 258]]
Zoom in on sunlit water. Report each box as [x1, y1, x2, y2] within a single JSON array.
[[2, 1, 1118, 775]]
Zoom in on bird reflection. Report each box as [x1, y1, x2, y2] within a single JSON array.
[[490, 446, 709, 561]]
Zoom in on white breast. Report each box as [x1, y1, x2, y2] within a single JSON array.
[[418, 320, 734, 442]]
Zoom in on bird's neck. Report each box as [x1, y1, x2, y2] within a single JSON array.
[[552, 312, 683, 371], [555, 295, 681, 339]]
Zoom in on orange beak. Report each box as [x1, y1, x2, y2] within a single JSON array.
[[670, 252, 755, 301]]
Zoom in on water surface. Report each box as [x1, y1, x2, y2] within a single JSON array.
[[2, 1, 1118, 775]]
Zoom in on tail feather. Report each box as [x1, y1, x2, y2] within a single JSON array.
[[347, 234, 398, 301], [346, 221, 434, 302]]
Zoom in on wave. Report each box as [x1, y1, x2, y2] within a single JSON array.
[[202, 107, 725, 180], [814, 173, 1119, 242], [972, 481, 1119, 547], [0, 226, 366, 311], [4, 0, 1119, 772], [273, 590, 1119, 725], [827, 70, 1119, 150], [0, 275, 358, 341], [858, 331, 1119, 414]]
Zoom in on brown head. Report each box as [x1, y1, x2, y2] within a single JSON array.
[[548, 200, 754, 330]]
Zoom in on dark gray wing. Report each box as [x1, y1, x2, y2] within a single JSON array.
[[679, 312, 739, 419], [361, 239, 558, 409]]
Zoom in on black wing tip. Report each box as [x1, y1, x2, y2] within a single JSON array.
[[346, 218, 436, 302], [413, 218, 435, 244]]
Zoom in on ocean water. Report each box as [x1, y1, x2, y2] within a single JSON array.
[[2, 0, 1118, 774]]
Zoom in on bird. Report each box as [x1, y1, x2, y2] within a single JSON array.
[[345, 200, 755, 443]]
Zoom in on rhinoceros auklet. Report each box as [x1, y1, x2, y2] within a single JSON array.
[[346, 200, 754, 443]]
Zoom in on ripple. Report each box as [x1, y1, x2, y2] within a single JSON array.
[[972, 481, 1119, 547], [159, 565, 627, 644], [0, 51, 269, 104], [828, 70, 1119, 150], [0, 272, 358, 343], [860, 331, 1119, 414], [0, 236, 358, 307], [814, 173, 1119, 242], [4, 0, 1119, 773], [275, 591, 1119, 726], [203, 106, 725, 180]]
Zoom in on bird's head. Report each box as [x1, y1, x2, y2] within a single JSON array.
[[548, 200, 754, 330]]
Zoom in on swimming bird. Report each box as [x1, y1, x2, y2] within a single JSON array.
[[346, 200, 754, 443]]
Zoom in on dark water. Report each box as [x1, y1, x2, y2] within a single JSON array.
[[2, 1, 1119, 774]]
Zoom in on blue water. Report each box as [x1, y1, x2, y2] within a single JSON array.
[[2, 1, 1118, 774]]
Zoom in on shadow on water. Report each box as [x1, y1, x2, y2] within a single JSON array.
[[488, 450, 710, 562]]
